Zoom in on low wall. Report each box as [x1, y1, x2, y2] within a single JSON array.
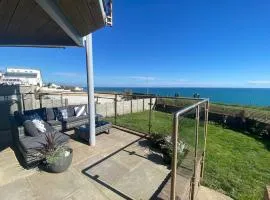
[[96, 98, 156, 117]]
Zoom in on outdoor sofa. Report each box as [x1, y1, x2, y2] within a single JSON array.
[[11, 104, 92, 167]]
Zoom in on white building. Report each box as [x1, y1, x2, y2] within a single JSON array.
[[0, 67, 43, 86]]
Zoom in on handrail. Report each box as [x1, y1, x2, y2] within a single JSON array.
[[170, 98, 209, 200]]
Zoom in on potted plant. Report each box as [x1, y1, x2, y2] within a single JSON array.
[[150, 133, 188, 167], [38, 132, 73, 173]]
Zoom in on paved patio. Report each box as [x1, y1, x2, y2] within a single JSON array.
[[0, 127, 233, 200], [0, 128, 171, 200]]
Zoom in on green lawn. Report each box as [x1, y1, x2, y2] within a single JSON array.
[[106, 111, 270, 200]]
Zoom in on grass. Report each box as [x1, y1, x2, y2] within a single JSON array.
[[106, 111, 270, 200], [159, 98, 270, 123]]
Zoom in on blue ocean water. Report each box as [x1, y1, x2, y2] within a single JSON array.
[[94, 87, 270, 107]]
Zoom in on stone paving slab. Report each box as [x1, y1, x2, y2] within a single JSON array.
[[0, 177, 36, 200], [196, 186, 233, 200], [0, 147, 37, 187], [83, 137, 170, 200]]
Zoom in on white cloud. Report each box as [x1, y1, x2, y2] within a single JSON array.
[[52, 72, 84, 78], [129, 76, 156, 81], [248, 80, 270, 85]]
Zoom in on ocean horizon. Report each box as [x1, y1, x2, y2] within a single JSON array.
[[93, 87, 270, 107]]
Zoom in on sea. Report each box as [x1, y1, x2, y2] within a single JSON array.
[[93, 87, 270, 107]]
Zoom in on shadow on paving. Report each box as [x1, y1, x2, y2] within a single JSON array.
[[82, 137, 171, 200]]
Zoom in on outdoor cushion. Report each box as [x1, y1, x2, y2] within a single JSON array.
[[67, 106, 75, 117], [46, 108, 55, 121], [55, 108, 67, 121], [23, 120, 39, 137], [60, 109, 68, 119], [63, 115, 88, 123], [32, 119, 46, 133], [19, 132, 69, 153], [74, 105, 87, 117], [47, 120, 62, 127], [43, 122, 56, 133], [24, 108, 47, 121]]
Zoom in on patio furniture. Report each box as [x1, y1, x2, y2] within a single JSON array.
[[11, 118, 70, 168], [75, 121, 112, 142], [14, 105, 102, 132], [11, 105, 103, 167]]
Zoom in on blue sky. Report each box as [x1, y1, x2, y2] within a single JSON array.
[[1, 0, 270, 88]]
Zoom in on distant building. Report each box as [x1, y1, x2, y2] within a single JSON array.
[[73, 87, 83, 92], [0, 67, 43, 86]]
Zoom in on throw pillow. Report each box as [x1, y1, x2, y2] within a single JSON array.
[[74, 105, 87, 117], [60, 109, 68, 120], [32, 119, 46, 133], [23, 120, 40, 137]]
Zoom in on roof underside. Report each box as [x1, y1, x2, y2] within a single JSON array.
[[0, 0, 106, 47]]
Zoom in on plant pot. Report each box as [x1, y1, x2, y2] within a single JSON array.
[[43, 148, 73, 173]]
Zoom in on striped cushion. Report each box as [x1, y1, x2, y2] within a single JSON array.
[[74, 105, 87, 117]]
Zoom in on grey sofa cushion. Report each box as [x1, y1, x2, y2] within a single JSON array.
[[46, 108, 55, 121], [19, 132, 69, 153], [43, 122, 57, 133], [67, 106, 75, 117], [23, 120, 40, 137], [47, 120, 61, 126], [63, 115, 88, 123], [24, 108, 47, 121]]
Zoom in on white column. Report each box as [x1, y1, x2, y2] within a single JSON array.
[[85, 34, 95, 146]]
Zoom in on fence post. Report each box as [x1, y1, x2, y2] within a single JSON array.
[[39, 94, 42, 108], [130, 97, 133, 113], [61, 93, 63, 106], [148, 97, 152, 134], [191, 105, 200, 200], [170, 113, 179, 200], [143, 98, 145, 111], [65, 98, 68, 106], [114, 94, 117, 124], [201, 101, 209, 179]]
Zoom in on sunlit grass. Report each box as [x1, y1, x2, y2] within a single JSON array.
[[106, 111, 270, 199]]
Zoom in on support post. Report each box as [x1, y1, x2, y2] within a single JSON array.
[[85, 34, 95, 146], [201, 101, 209, 178], [170, 113, 179, 200]]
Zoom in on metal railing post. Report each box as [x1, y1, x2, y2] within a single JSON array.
[[114, 94, 117, 124], [191, 105, 200, 200], [201, 101, 209, 179], [148, 97, 152, 134], [170, 113, 179, 200], [130, 97, 133, 113]]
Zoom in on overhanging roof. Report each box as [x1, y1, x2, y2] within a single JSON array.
[[0, 0, 109, 47]]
